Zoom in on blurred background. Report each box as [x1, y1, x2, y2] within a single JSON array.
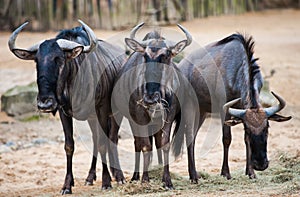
[[1, 0, 300, 31]]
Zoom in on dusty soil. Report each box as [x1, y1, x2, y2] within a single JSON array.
[[0, 9, 299, 196]]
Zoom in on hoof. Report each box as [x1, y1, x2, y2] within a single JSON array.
[[190, 179, 198, 184], [130, 172, 140, 182], [248, 174, 257, 179], [114, 169, 125, 179], [61, 188, 72, 195], [163, 183, 174, 190], [162, 176, 173, 189], [141, 173, 150, 183], [164, 185, 174, 190], [101, 185, 112, 190], [117, 180, 126, 185], [85, 181, 93, 186], [141, 178, 150, 183], [130, 179, 138, 183], [85, 172, 96, 186], [221, 172, 232, 180]]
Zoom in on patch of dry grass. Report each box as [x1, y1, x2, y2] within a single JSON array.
[[72, 151, 300, 196]]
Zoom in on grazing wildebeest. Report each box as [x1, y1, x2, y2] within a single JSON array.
[[173, 33, 291, 182], [8, 20, 126, 194], [111, 22, 192, 188]]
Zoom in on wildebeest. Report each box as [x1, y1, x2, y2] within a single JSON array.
[[8, 20, 126, 194], [173, 33, 291, 182], [111, 23, 192, 188]]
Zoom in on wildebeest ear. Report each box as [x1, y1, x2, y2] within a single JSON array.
[[125, 38, 145, 52], [12, 49, 36, 60], [268, 113, 292, 122], [171, 40, 187, 56], [224, 118, 243, 126], [66, 46, 84, 59]]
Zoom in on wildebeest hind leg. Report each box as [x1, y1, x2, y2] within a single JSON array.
[[185, 110, 204, 184], [84, 119, 99, 185], [96, 117, 112, 189], [108, 116, 126, 184], [99, 139, 112, 189]]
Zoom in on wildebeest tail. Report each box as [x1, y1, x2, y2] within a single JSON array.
[[171, 111, 183, 158]]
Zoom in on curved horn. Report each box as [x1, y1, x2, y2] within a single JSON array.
[[8, 21, 42, 53], [78, 19, 97, 53], [130, 22, 145, 39], [223, 98, 246, 119], [177, 24, 192, 46], [56, 39, 83, 50], [264, 91, 286, 117]]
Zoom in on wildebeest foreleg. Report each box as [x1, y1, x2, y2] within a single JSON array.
[[131, 140, 141, 182], [131, 136, 152, 183], [154, 132, 163, 165], [130, 123, 152, 183], [221, 113, 232, 179], [59, 109, 74, 195], [141, 140, 152, 183], [244, 133, 256, 179], [160, 123, 173, 189]]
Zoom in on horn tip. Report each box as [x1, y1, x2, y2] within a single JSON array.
[[271, 91, 275, 95], [78, 19, 85, 26], [137, 22, 145, 28], [19, 21, 29, 29]]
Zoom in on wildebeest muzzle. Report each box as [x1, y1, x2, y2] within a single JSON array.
[[143, 89, 161, 106], [37, 94, 58, 113], [252, 156, 269, 171]]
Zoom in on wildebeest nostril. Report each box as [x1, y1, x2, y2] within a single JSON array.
[[37, 98, 54, 110], [252, 159, 269, 171], [153, 91, 161, 101], [143, 91, 161, 105]]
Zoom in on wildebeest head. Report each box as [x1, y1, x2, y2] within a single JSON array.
[[223, 92, 291, 171], [8, 20, 97, 114], [125, 23, 192, 106]]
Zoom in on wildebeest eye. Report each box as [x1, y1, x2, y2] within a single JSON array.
[[166, 50, 171, 57], [161, 54, 170, 63]]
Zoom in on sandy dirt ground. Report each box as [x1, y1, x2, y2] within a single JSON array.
[[0, 9, 299, 196]]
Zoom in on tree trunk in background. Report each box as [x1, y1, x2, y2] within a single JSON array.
[[0, 0, 298, 31]]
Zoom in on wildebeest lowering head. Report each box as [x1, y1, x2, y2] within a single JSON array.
[[8, 20, 97, 114], [223, 92, 291, 171], [125, 22, 192, 106]]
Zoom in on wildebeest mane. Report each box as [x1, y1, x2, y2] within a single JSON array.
[[142, 30, 163, 41], [215, 33, 262, 108], [56, 26, 90, 45]]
